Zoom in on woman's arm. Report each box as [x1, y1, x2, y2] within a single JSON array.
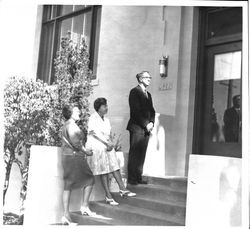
[[67, 123, 93, 156], [89, 131, 114, 151], [88, 115, 108, 141]]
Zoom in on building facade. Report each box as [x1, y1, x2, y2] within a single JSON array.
[[32, 5, 244, 176], [1, 2, 248, 227]]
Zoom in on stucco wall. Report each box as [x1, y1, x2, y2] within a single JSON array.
[[0, 5, 198, 178], [90, 6, 198, 176]]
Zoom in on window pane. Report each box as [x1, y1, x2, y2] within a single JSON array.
[[91, 7, 101, 80], [211, 51, 241, 143], [214, 51, 241, 81], [207, 7, 242, 39], [59, 18, 73, 38], [57, 12, 92, 52], [43, 5, 58, 21], [38, 6, 101, 84], [53, 11, 93, 82], [74, 5, 88, 11], [37, 23, 54, 83], [72, 14, 84, 38], [61, 5, 74, 15], [59, 5, 90, 16], [82, 12, 92, 49], [43, 5, 52, 21]]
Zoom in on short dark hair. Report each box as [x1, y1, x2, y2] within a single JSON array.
[[232, 94, 240, 105], [136, 71, 149, 82], [62, 103, 81, 120], [94, 97, 107, 112], [62, 104, 73, 120]]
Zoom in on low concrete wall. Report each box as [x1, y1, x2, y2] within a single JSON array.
[[24, 145, 127, 225], [186, 154, 242, 227]]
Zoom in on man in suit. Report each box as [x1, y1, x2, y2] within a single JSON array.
[[127, 71, 155, 185], [223, 95, 241, 142]]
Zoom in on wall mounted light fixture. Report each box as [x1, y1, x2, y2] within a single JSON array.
[[159, 55, 168, 77]]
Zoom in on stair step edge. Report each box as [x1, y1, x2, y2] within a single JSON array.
[[143, 175, 188, 181], [91, 201, 185, 225], [127, 183, 187, 194], [71, 211, 124, 225], [111, 192, 186, 208]]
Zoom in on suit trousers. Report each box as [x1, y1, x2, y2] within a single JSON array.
[[127, 131, 149, 183]]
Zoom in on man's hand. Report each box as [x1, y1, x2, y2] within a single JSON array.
[[146, 122, 154, 132]]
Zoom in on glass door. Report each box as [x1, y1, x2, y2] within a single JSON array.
[[200, 42, 242, 157]]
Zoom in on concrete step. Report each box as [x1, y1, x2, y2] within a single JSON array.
[[70, 176, 187, 226], [89, 201, 184, 226], [111, 192, 186, 219], [127, 183, 187, 204], [143, 176, 188, 192], [70, 211, 125, 225]]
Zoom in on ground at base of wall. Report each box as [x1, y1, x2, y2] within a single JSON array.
[[3, 212, 23, 225]]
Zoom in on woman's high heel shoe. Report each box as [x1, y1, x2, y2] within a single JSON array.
[[119, 189, 136, 197], [61, 216, 78, 226], [80, 206, 96, 216], [105, 196, 119, 206]]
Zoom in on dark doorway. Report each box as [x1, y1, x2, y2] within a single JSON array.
[[193, 7, 242, 158]]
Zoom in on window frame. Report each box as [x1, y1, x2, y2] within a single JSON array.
[[37, 5, 101, 85]]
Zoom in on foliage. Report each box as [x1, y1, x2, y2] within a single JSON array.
[[3, 213, 23, 225], [3, 77, 53, 215], [109, 132, 122, 151], [3, 32, 93, 219], [4, 77, 53, 150], [51, 31, 93, 144]]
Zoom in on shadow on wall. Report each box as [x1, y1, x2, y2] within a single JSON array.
[[144, 113, 166, 177], [157, 113, 181, 176]]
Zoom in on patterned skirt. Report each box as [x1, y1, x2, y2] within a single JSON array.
[[86, 136, 120, 175]]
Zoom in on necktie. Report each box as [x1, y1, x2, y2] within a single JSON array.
[[144, 90, 148, 98]]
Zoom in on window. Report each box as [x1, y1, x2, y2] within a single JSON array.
[[206, 7, 242, 40], [37, 5, 101, 84]]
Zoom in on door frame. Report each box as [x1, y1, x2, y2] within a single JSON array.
[[193, 7, 242, 156]]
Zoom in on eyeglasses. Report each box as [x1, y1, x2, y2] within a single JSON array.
[[142, 76, 152, 79]]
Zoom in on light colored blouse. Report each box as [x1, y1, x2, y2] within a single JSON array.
[[86, 112, 120, 175], [87, 112, 111, 142]]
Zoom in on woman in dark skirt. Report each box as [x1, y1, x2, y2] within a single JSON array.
[[61, 104, 95, 225]]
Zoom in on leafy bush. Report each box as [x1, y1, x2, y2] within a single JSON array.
[[3, 32, 93, 219], [3, 213, 23, 225], [4, 77, 53, 213], [4, 77, 53, 149], [50, 32, 93, 144]]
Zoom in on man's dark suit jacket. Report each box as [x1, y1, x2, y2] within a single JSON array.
[[127, 85, 155, 135], [223, 107, 240, 142]]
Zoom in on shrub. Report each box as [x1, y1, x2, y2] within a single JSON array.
[[50, 32, 93, 144], [3, 32, 93, 220], [3, 76, 53, 214]]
